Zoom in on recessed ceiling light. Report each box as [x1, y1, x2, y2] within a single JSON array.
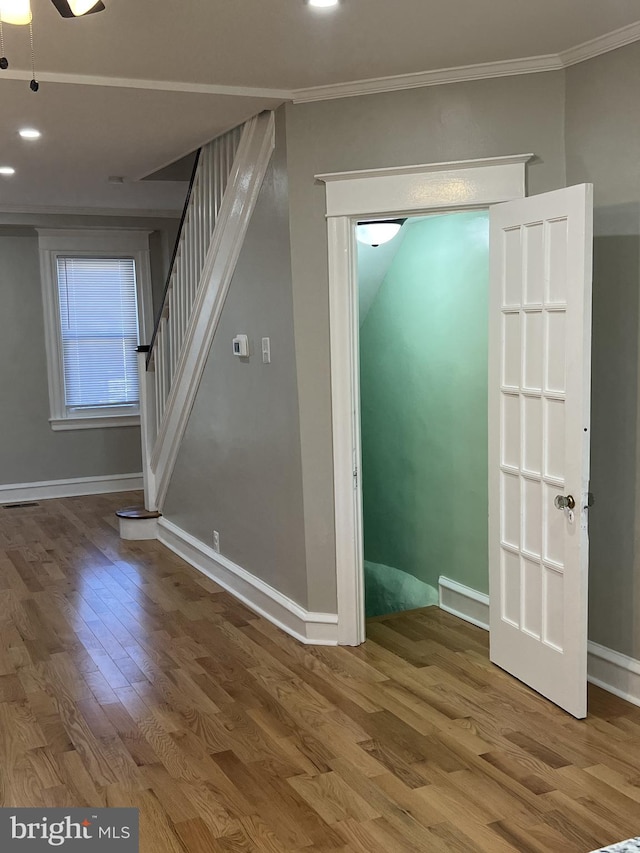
[[0, 167, 16, 176], [19, 128, 41, 140], [308, 0, 340, 7]]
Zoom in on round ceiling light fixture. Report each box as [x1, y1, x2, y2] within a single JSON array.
[[19, 127, 40, 139], [307, 0, 340, 8], [356, 219, 405, 247], [0, 166, 16, 175]]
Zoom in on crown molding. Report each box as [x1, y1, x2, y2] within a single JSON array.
[[559, 20, 640, 67], [0, 22, 637, 111], [0, 22, 629, 222], [293, 54, 562, 103], [0, 68, 292, 100], [0, 204, 182, 219], [2, 21, 640, 115], [292, 21, 640, 103]]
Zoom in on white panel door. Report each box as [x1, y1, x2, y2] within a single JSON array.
[[489, 184, 593, 718]]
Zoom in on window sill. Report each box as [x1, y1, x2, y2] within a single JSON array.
[[50, 415, 141, 431]]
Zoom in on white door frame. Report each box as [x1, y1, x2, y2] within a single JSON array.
[[317, 154, 534, 645]]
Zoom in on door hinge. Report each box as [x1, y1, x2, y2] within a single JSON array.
[[353, 467, 358, 489]]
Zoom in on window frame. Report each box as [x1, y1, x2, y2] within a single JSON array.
[[38, 229, 153, 431]]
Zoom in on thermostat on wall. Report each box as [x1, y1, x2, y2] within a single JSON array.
[[232, 334, 249, 357]]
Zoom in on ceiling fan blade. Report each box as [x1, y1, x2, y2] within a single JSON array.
[[50, 0, 105, 18]]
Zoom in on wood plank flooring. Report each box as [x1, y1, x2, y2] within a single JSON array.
[[0, 492, 639, 852]]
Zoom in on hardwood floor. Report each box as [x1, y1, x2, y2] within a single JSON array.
[[0, 493, 639, 852]]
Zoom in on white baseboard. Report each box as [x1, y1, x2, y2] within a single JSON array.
[[0, 472, 143, 504], [439, 576, 490, 630], [587, 641, 640, 710], [157, 517, 338, 645], [437, 575, 640, 710]]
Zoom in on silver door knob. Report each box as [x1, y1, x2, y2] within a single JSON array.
[[554, 494, 575, 510]]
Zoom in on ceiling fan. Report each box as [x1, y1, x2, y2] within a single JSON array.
[[50, 1, 105, 18], [0, 0, 106, 90]]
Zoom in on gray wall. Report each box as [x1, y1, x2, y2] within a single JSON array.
[[163, 112, 308, 608], [565, 42, 640, 658], [284, 71, 568, 612], [158, 55, 640, 653], [0, 214, 179, 486]]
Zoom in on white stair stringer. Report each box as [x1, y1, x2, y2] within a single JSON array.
[[149, 111, 276, 508]]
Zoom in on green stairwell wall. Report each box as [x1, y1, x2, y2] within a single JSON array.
[[359, 211, 490, 616]]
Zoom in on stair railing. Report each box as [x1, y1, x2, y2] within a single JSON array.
[[146, 125, 243, 435], [138, 112, 275, 512]]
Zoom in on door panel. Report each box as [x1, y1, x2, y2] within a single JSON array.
[[489, 184, 593, 718]]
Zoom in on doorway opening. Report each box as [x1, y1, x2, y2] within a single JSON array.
[[357, 211, 490, 622], [318, 154, 533, 647], [319, 156, 593, 718]]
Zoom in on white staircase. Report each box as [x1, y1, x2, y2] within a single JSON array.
[[138, 110, 276, 513]]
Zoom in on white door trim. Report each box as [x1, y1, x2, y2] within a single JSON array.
[[318, 154, 534, 646]]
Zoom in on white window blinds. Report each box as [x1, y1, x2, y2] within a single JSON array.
[[56, 257, 140, 410]]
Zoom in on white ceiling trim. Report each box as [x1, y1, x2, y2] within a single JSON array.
[[0, 204, 182, 218], [0, 68, 291, 100], [292, 20, 640, 103], [293, 54, 562, 103], [559, 19, 640, 66], [0, 20, 637, 107]]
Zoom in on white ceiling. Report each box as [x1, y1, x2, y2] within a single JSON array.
[[0, 0, 638, 213], [0, 77, 280, 212]]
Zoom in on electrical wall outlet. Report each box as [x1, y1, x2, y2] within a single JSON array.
[[213, 530, 220, 553]]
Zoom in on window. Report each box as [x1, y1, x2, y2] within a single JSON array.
[[57, 257, 140, 411], [39, 230, 153, 430]]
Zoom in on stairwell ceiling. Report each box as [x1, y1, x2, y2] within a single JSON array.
[[0, 77, 280, 212], [0, 0, 638, 213]]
